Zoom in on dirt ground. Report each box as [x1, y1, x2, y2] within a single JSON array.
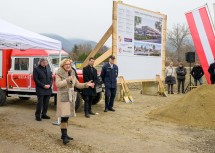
[[1, 89, 215, 153]]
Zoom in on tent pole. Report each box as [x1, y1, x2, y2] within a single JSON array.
[[52, 50, 62, 126], [58, 50, 62, 125], [59, 50, 62, 66]]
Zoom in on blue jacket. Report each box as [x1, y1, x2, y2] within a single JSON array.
[[101, 63, 118, 88]]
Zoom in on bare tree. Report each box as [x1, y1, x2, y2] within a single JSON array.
[[167, 23, 190, 62]]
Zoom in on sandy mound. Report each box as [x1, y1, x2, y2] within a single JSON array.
[[149, 85, 215, 128]]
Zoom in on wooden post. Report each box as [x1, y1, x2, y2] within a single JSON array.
[[112, 1, 118, 64], [94, 48, 112, 67], [80, 25, 113, 69], [162, 15, 167, 80]]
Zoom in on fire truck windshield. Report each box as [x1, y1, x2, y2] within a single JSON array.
[[49, 55, 68, 67]]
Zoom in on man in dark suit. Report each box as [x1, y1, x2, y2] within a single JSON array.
[[208, 58, 215, 84], [101, 55, 118, 112], [82, 57, 97, 118], [33, 58, 52, 121]]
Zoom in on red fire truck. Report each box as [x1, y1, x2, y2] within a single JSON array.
[[0, 49, 102, 110]]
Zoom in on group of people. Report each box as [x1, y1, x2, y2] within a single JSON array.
[[165, 61, 204, 94], [33, 55, 118, 144], [30, 55, 215, 145]]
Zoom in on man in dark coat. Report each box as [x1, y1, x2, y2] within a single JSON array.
[[191, 63, 204, 86], [33, 58, 52, 121], [82, 57, 97, 118], [176, 62, 186, 93], [101, 55, 118, 112], [208, 58, 215, 84]]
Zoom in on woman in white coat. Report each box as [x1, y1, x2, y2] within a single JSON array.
[[56, 59, 94, 144], [165, 61, 176, 94]]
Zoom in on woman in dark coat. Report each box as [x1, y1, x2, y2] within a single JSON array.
[[176, 62, 187, 93]]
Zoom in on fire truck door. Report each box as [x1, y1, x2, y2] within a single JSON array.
[[8, 58, 30, 90], [30, 58, 40, 89]]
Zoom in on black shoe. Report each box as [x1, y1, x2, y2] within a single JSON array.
[[104, 108, 108, 112], [85, 114, 90, 118], [61, 129, 70, 145], [41, 115, 51, 119], [89, 111, 95, 115], [61, 135, 73, 140], [35, 117, 42, 121], [108, 108, 115, 112]]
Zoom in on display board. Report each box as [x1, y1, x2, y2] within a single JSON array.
[[116, 3, 166, 80]]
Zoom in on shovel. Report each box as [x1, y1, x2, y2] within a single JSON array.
[[121, 76, 134, 102], [156, 75, 167, 97], [119, 76, 130, 103]]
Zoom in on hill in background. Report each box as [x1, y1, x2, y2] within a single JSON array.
[[41, 33, 97, 52]]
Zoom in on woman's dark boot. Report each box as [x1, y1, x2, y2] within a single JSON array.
[[66, 122, 73, 140], [61, 129, 69, 144], [61, 131, 73, 140], [61, 122, 74, 140], [67, 135, 74, 140], [60, 122, 69, 145]]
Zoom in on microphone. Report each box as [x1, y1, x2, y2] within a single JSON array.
[[68, 71, 71, 76], [68, 71, 72, 84]]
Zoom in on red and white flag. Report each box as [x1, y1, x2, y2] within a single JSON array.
[[185, 5, 215, 84]]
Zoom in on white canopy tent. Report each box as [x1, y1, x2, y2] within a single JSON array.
[[0, 19, 62, 125], [0, 18, 61, 50]]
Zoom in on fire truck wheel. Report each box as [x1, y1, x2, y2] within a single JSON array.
[[92, 92, 102, 105], [0, 88, 6, 106], [19, 97, 30, 100], [75, 91, 83, 111]]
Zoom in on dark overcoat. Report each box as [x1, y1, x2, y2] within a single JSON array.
[[33, 65, 52, 95], [82, 65, 97, 96], [208, 62, 215, 83], [176, 66, 187, 80], [191, 66, 204, 79]]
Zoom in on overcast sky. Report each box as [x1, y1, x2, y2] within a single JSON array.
[[0, 0, 215, 46]]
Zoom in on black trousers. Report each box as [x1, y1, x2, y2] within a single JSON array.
[[105, 88, 116, 109], [211, 77, 215, 84], [84, 96, 93, 114], [35, 95, 50, 118], [177, 79, 185, 93]]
